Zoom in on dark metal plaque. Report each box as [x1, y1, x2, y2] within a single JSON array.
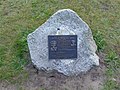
[[48, 35, 77, 59]]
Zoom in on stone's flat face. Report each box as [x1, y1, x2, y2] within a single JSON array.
[[27, 9, 99, 76], [48, 35, 77, 59]]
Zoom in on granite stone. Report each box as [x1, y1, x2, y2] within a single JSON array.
[[27, 9, 99, 76]]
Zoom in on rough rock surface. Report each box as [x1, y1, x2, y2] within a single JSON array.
[[27, 9, 99, 76]]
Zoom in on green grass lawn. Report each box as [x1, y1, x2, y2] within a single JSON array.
[[0, 0, 120, 89]]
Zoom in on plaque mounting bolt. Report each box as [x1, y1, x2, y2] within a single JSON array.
[[57, 28, 60, 30]]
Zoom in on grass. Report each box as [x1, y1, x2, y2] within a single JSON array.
[[93, 30, 106, 51], [103, 80, 119, 90], [94, 28, 120, 90], [105, 51, 120, 77], [102, 51, 120, 90], [0, 0, 120, 89]]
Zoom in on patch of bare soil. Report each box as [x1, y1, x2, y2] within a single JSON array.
[[0, 52, 106, 90]]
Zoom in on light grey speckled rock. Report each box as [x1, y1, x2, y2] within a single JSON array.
[[27, 9, 99, 76]]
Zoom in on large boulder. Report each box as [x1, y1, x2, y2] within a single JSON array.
[[27, 9, 99, 76]]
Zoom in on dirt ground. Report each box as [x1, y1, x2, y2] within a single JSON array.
[[0, 53, 106, 90]]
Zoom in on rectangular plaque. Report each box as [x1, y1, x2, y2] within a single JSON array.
[[48, 35, 77, 59]]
